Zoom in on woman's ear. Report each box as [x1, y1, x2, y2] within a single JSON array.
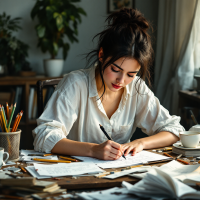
[[98, 47, 103, 62]]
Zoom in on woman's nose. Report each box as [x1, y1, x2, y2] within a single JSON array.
[[116, 74, 124, 84]]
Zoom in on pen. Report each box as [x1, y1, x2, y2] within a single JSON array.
[[99, 124, 126, 160], [32, 158, 71, 163], [59, 156, 78, 162]]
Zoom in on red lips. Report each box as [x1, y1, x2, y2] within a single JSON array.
[[112, 83, 122, 89]]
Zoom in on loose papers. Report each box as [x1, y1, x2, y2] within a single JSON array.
[[34, 162, 104, 177], [74, 150, 172, 169]]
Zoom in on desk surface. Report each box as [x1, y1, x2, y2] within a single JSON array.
[[1, 149, 190, 190]]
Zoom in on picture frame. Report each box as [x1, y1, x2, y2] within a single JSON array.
[[107, 0, 135, 13]]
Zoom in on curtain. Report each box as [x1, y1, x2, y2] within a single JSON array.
[[154, 0, 200, 115]]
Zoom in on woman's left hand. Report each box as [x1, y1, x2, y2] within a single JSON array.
[[121, 139, 144, 156]]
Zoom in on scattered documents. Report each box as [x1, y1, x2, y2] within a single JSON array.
[[103, 166, 151, 179], [123, 168, 200, 199], [74, 150, 172, 169], [34, 162, 104, 177], [129, 160, 200, 186], [76, 187, 138, 200]]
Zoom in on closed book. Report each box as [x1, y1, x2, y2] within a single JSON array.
[[34, 180, 57, 189], [0, 177, 36, 187], [172, 146, 200, 157]]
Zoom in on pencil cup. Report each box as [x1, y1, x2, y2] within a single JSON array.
[[0, 129, 21, 161]]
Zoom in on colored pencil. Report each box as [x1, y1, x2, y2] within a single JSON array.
[[1, 106, 8, 128], [7, 103, 16, 130], [99, 124, 126, 160], [32, 158, 71, 163], [0, 106, 8, 132], [9, 104, 13, 120], [13, 111, 23, 132], [11, 114, 19, 132], [6, 102, 9, 121], [43, 153, 54, 157], [18, 165, 27, 173], [59, 156, 78, 162], [0, 113, 4, 132]]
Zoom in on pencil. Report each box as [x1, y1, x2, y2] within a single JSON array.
[[6, 102, 9, 121], [9, 104, 13, 120], [7, 103, 16, 130], [43, 153, 54, 157], [19, 165, 27, 173], [13, 111, 23, 132], [163, 152, 173, 158], [0, 106, 8, 132], [164, 152, 190, 165], [99, 124, 126, 160], [0, 113, 4, 132], [11, 114, 19, 132], [1, 106, 8, 128], [59, 156, 78, 162], [32, 158, 71, 163], [177, 158, 190, 165]]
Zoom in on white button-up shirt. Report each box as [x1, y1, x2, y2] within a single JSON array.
[[32, 66, 184, 153]]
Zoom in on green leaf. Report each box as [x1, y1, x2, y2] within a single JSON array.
[[36, 25, 46, 38], [53, 42, 58, 56]]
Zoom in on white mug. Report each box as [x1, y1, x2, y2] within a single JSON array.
[[179, 131, 200, 148], [0, 147, 9, 166]]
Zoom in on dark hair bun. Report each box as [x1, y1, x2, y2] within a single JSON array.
[[107, 8, 149, 31]]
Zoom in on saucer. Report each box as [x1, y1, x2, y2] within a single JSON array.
[[173, 142, 200, 150]]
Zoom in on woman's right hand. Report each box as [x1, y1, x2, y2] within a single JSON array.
[[91, 140, 124, 160]]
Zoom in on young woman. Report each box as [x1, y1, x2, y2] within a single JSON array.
[[33, 8, 184, 160]]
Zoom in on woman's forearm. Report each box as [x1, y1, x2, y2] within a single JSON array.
[[51, 138, 97, 157], [139, 131, 179, 149]]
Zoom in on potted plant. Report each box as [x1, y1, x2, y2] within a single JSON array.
[[0, 12, 30, 76], [31, 0, 86, 77]]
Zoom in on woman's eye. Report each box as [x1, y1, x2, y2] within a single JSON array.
[[128, 74, 134, 78], [111, 67, 119, 72]]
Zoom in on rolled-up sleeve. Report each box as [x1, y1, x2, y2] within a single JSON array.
[[32, 79, 79, 153], [135, 81, 185, 137]]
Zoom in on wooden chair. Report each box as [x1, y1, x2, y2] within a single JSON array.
[[37, 78, 62, 116]]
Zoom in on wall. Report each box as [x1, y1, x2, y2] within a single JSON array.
[[0, 0, 158, 75]]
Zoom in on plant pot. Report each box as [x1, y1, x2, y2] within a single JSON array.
[[44, 59, 64, 77]]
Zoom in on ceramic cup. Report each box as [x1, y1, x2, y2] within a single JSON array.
[[189, 125, 200, 133], [179, 131, 200, 148], [0, 147, 9, 166]]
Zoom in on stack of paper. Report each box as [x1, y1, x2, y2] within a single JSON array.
[[123, 168, 200, 199], [129, 160, 200, 186], [26, 162, 104, 179], [73, 150, 172, 169], [20, 149, 58, 163]]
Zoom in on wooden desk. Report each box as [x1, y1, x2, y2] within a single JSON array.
[[0, 150, 186, 190]]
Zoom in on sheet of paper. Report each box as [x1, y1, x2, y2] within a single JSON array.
[[20, 149, 45, 156], [76, 187, 136, 200], [25, 166, 52, 179], [34, 162, 104, 176], [74, 150, 171, 169], [103, 166, 152, 179], [123, 168, 198, 199], [129, 160, 200, 181], [22, 155, 58, 162]]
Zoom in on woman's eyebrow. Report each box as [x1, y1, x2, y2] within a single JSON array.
[[112, 63, 139, 73]]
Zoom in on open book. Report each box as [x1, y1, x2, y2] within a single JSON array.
[[123, 168, 200, 199]]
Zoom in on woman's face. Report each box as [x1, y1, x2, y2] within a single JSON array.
[[103, 57, 140, 92]]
